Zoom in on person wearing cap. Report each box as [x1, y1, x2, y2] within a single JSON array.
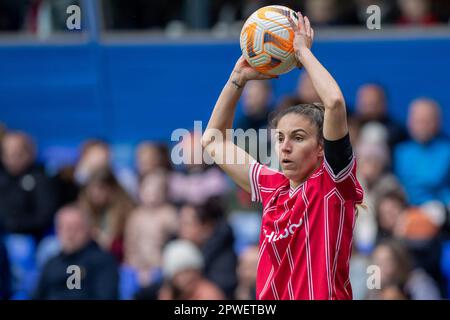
[[158, 239, 225, 300]]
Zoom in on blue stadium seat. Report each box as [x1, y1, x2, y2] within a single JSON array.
[[229, 211, 261, 255], [119, 265, 163, 300], [119, 265, 140, 300], [2, 234, 37, 299], [36, 235, 61, 269], [440, 240, 450, 299]]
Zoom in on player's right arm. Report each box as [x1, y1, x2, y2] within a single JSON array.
[[201, 56, 275, 193]]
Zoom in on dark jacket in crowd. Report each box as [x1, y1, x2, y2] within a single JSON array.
[[202, 219, 238, 299], [33, 241, 119, 300], [0, 236, 12, 300], [0, 164, 58, 240]]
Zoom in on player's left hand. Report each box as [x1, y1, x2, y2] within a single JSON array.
[[289, 11, 314, 68]]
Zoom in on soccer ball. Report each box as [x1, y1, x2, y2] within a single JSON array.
[[240, 5, 299, 76]]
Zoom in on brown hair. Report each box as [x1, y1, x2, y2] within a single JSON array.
[[376, 239, 413, 286], [78, 167, 135, 242], [269, 103, 325, 142]]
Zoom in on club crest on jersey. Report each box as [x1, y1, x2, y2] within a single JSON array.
[[264, 219, 303, 243]]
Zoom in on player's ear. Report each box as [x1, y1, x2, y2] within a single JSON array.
[[317, 140, 324, 158]]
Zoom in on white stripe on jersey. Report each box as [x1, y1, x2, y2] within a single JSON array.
[[258, 239, 267, 268], [350, 173, 364, 195], [271, 281, 280, 300], [287, 244, 295, 300], [249, 162, 258, 202], [302, 183, 314, 300], [271, 189, 290, 265], [288, 279, 294, 300], [331, 191, 345, 297], [261, 186, 277, 192], [259, 265, 274, 299], [324, 188, 335, 299], [343, 278, 351, 297], [310, 169, 324, 179]]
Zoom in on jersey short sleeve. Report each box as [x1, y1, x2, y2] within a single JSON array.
[[248, 161, 287, 204], [323, 155, 364, 203], [323, 133, 364, 203]]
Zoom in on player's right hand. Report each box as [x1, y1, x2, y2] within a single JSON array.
[[232, 56, 278, 85]]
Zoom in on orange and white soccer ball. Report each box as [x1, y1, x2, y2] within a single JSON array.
[[240, 5, 299, 76]]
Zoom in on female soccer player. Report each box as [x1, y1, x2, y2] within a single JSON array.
[[201, 12, 364, 300]]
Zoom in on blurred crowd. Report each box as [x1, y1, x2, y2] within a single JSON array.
[[0, 69, 450, 300], [0, 0, 450, 34]]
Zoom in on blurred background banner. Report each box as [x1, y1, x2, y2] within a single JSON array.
[[0, 0, 450, 301]]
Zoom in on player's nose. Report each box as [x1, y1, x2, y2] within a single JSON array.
[[280, 140, 292, 153]]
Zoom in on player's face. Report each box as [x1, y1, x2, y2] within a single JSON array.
[[275, 114, 323, 186]]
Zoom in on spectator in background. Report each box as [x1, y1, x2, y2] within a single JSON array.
[[393, 206, 445, 293], [354, 0, 397, 25], [169, 131, 229, 205], [353, 83, 407, 150], [122, 170, 178, 298], [354, 133, 403, 253], [276, 72, 320, 111], [52, 164, 79, 209], [24, 0, 81, 33], [178, 197, 237, 299], [74, 139, 110, 186], [210, 0, 245, 29], [33, 204, 119, 299], [0, 0, 28, 30], [434, 0, 450, 23], [103, 0, 183, 30], [240, 0, 270, 20], [78, 168, 135, 262], [0, 131, 58, 240], [347, 115, 363, 147], [135, 141, 172, 180], [237, 80, 272, 132], [234, 244, 258, 300], [367, 240, 441, 299], [394, 98, 450, 206], [158, 239, 225, 300], [236, 80, 273, 164], [396, 0, 439, 26], [75, 139, 137, 198], [304, 0, 346, 26], [375, 190, 408, 244]]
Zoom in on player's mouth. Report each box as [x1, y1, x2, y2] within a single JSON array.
[[281, 159, 295, 168]]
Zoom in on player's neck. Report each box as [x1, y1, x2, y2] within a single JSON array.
[[289, 160, 322, 189]]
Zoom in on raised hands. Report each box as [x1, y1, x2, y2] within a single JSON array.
[[288, 11, 315, 67], [231, 56, 277, 88]]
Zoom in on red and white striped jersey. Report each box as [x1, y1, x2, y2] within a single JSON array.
[[249, 156, 364, 300]]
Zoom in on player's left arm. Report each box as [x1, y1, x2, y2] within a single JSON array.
[[291, 12, 353, 176], [292, 12, 348, 140]]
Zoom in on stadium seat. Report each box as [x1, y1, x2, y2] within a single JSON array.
[[2, 234, 37, 299], [36, 235, 61, 269], [440, 240, 450, 299], [229, 211, 261, 255]]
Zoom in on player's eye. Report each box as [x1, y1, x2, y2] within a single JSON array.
[[277, 136, 284, 143], [295, 136, 304, 141]]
